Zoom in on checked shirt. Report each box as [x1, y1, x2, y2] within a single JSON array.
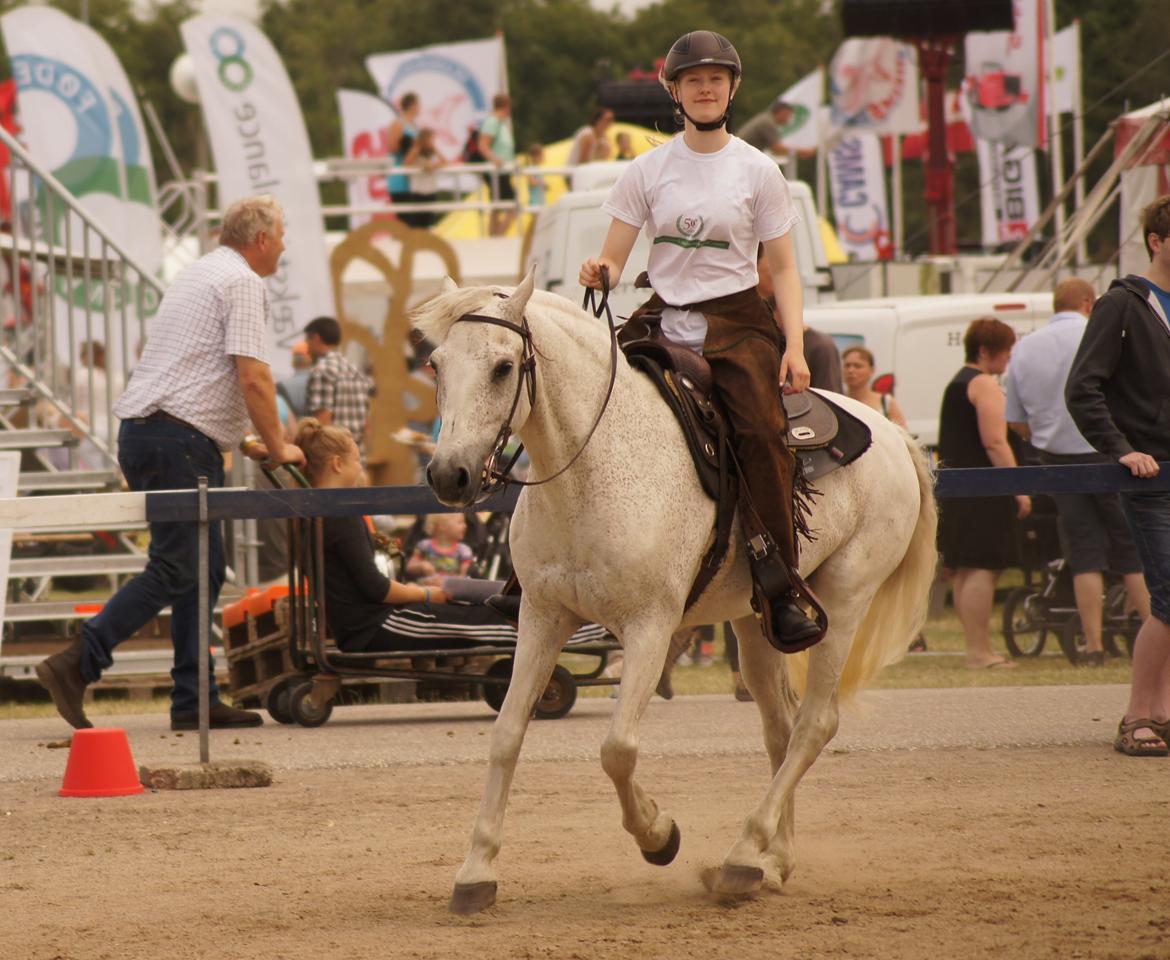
[[306, 350, 375, 455]]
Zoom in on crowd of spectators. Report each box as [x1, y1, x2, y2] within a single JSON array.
[[28, 118, 1170, 756]]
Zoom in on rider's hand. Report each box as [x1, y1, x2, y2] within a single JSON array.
[[426, 587, 451, 604], [1015, 495, 1032, 520], [579, 257, 619, 290], [779, 348, 811, 393], [1120, 451, 1160, 478]]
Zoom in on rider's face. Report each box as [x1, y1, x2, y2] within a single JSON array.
[[674, 67, 733, 122]]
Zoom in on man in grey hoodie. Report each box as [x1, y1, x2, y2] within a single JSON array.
[[1066, 193, 1170, 757]]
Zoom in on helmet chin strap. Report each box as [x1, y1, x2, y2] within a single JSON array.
[[673, 97, 734, 132]]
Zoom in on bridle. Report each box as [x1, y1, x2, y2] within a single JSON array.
[[449, 269, 618, 502]]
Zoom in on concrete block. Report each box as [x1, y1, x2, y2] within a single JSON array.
[[138, 760, 273, 790]]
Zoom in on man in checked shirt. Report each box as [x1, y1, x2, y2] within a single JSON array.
[[36, 194, 305, 732], [304, 315, 374, 459]]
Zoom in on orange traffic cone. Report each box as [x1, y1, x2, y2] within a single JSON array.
[[59, 728, 145, 798]]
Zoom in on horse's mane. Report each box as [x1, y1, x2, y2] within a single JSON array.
[[411, 283, 611, 357], [411, 286, 500, 344]]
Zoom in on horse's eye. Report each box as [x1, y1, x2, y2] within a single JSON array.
[[493, 360, 514, 381]]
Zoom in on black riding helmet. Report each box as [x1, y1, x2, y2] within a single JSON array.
[[660, 30, 741, 131]]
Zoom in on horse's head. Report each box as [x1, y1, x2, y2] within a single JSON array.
[[413, 268, 538, 506]]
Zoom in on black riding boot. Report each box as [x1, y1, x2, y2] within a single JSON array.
[[748, 535, 824, 654], [486, 573, 522, 625], [769, 595, 822, 647]]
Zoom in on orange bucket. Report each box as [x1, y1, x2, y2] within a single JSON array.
[[59, 728, 145, 798]]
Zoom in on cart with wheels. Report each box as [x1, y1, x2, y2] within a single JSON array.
[[238, 463, 621, 726]]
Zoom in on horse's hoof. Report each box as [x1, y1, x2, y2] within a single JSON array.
[[704, 864, 764, 902], [641, 821, 681, 866], [448, 881, 497, 915]]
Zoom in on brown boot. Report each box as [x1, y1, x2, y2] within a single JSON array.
[[170, 703, 263, 731], [35, 639, 93, 730]]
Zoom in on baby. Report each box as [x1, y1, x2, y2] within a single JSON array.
[[407, 513, 473, 584]]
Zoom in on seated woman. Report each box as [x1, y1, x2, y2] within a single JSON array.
[[841, 345, 907, 429], [297, 419, 522, 653]]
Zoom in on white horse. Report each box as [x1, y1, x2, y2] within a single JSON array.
[[415, 270, 937, 915]]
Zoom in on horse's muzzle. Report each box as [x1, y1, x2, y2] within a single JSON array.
[[426, 457, 480, 507]]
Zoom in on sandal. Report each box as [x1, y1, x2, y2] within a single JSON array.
[[1113, 718, 1170, 757]]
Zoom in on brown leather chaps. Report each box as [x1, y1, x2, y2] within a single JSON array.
[[628, 286, 798, 569]]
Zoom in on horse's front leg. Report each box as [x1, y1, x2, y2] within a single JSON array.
[[449, 602, 576, 915], [601, 616, 680, 865]]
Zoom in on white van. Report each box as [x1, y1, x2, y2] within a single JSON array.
[[527, 176, 833, 317], [805, 293, 1054, 446]]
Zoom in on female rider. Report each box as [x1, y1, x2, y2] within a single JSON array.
[[579, 30, 821, 651]]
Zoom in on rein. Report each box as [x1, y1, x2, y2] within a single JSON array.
[[452, 270, 619, 501]]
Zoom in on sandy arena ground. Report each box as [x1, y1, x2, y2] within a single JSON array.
[[1, 687, 1168, 960]]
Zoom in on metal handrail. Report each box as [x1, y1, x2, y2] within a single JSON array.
[[0, 124, 168, 476], [0, 126, 165, 296], [175, 158, 589, 245]]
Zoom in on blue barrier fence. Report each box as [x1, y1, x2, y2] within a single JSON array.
[[140, 463, 1170, 524]]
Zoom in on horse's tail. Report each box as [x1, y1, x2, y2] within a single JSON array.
[[833, 430, 938, 699]]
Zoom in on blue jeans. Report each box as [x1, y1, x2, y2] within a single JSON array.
[[80, 418, 226, 714], [1122, 490, 1170, 626]]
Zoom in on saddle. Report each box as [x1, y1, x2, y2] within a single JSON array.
[[621, 323, 872, 613]]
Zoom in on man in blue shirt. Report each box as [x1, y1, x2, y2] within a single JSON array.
[[1005, 278, 1150, 667]]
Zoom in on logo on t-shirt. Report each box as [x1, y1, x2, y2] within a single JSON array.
[[654, 214, 730, 251]]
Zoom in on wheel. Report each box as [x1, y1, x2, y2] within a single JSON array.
[[289, 682, 334, 727], [1058, 614, 1088, 664], [264, 675, 304, 725], [1001, 586, 1048, 657], [481, 658, 514, 713], [534, 665, 578, 721]]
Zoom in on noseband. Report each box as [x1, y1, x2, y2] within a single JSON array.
[[451, 273, 618, 501]]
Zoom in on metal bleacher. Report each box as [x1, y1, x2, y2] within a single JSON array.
[[0, 126, 160, 676]]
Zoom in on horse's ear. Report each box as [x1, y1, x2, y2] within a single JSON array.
[[441, 275, 458, 293], [503, 263, 537, 323]]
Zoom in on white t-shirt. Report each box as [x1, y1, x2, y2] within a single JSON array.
[[602, 135, 798, 351]]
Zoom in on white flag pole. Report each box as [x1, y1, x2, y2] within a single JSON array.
[[816, 104, 829, 219], [891, 134, 903, 258], [1071, 20, 1086, 266], [1046, 0, 1065, 257]]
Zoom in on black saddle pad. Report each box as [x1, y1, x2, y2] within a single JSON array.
[[790, 393, 872, 483]]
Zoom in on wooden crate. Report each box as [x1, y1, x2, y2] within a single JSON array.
[[223, 589, 299, 706]]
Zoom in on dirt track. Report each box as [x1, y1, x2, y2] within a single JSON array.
[[2, 690, 1168, 960]]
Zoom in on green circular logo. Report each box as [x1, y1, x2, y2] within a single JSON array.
[[210, 26, 253, 93]]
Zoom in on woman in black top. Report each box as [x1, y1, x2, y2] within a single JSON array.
[[937, 318, 1030, 669], [296, 420, 517, 653]]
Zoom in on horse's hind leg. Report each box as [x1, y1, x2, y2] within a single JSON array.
[[731, 616, 800, 884], [714, 609, 856, 899], [450, 604, 576, 915], [601, 617, 679, 864]]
